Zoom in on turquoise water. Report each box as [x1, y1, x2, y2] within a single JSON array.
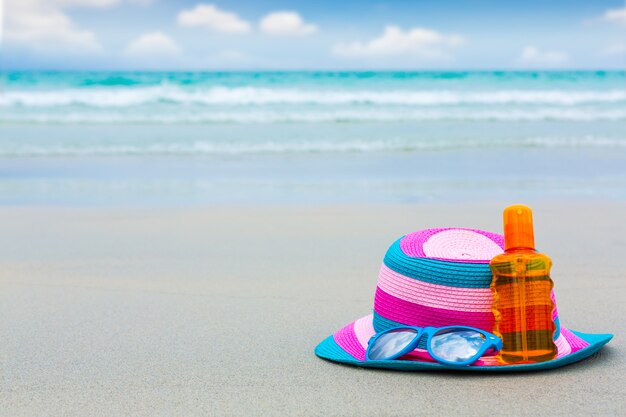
[[3, 72, 626, 127], [0, 71, 625, 205]]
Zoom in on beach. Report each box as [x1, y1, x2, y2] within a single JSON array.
[[1, 70, 625, 415], [1, 202, 624, 416], [3, 0, 626, 411]]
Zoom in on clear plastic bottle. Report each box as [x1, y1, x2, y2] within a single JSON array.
[[489, 205, 557, 364]]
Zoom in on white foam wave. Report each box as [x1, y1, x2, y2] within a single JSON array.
[[1, 136, 624, 157], [1, 86, 625, 107], [2, 108, 625, 123]]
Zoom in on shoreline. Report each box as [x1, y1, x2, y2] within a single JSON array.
[[2, 146, 626, 206]]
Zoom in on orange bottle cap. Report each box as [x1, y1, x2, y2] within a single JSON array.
[[503, 204, 535, 251]]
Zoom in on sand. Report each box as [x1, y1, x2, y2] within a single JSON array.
[[0, 202, 624, 416]]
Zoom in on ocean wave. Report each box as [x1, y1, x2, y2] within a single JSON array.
[[2, 108, 625, 123], [1, 136, 624, 157], [1, 86, 625, 107]]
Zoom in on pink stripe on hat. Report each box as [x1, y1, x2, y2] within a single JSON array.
[[555, 332, 572, 358], [377, 264, 493, 312], [374, 287, 495, 330], [560, 327, 589, 353], [354, 314, 375, 349], [401, 228, 504, 263], [333, 321, 366, 360], [551, 290, 559, 321]]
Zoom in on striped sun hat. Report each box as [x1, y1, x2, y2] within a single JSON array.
[[315, 228, 612, 371]]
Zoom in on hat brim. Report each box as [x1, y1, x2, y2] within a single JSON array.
[[315, 315, 613, 372]]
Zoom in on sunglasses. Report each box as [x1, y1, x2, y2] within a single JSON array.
[[366, 325, 503, 366]]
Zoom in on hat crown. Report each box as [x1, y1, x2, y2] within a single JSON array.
[[372, 228, 560, 338]]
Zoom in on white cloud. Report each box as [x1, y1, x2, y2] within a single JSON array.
[[177, 4, 250, 33], [602, 43, 626, 56], [3, 0, 154, 56], [124, 32, 181, 56], [518, 46, 569, 67], [4, 0, 102, 51], [259, 11, 317, 36], [603, 7, 626, 25], [332, 26, 464, 58]]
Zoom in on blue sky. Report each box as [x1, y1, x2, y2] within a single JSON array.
[[2, 0, 625, 70]]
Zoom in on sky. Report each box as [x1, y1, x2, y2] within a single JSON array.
[[1, 0, 625, 70]]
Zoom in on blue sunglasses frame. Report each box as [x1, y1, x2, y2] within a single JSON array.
[[365, 325, 503, 366]]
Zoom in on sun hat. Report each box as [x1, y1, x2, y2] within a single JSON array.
[[315, 228, 613, 371]]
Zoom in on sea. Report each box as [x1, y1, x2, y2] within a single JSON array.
[[0, 71, 625, 205]]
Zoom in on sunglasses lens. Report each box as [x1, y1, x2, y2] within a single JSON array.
[[368, 328, 418, 360], [429, 328, 486, 363]]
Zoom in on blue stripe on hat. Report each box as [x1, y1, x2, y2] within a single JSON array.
[[383, 239, 494, 288]]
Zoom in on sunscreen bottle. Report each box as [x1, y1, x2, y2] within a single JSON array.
[[489, 205, 557, 364]]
